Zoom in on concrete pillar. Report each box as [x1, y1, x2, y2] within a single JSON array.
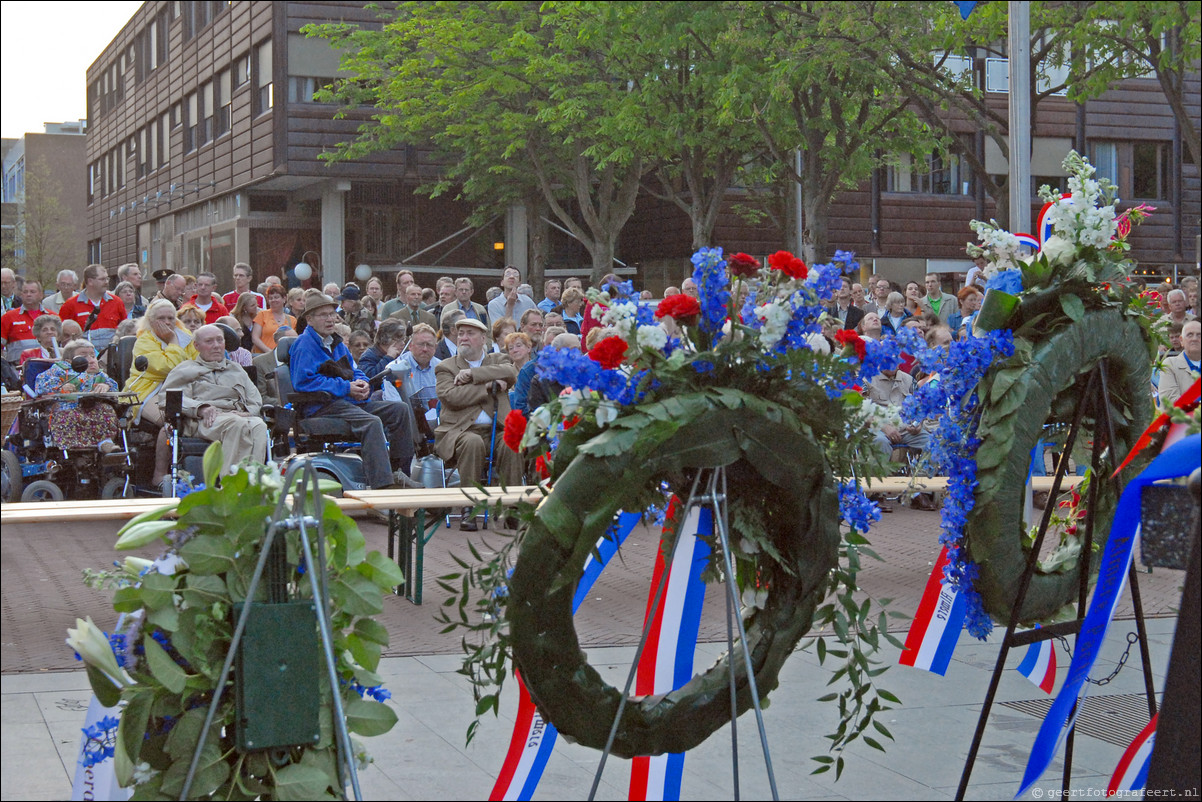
[[505, 203, 528, 277], [321, 179, 351, 286]]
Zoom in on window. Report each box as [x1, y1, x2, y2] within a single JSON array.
[[201, 81, 214, 145], [215, 70, 231, 136], [137, 129, 149, 178], [1133, 142, 1169, 199], [256, 39, 273, 115], [88, 162, 98, 204], [234, 53, 250, 87], [160, 112, 170, 167], [185, 91, 198, 152], [182, 1, 227, 42], [88, 239, 103, 265], [1091, 141, 1118, 186], [289, 76, 324, 103], [886, 152, 968, 195]]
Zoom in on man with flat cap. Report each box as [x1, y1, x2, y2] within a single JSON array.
[[289, 292, 421, 490], [434, 316, 523, 529]]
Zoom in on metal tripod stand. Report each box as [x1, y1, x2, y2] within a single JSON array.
[[588, 466, 780, 801], [179, 461, 364, 801]]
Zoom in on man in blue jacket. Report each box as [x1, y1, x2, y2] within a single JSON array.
[[290, 293, 420, 489]]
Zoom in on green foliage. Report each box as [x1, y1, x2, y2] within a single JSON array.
[[77, 451, 399, 798]]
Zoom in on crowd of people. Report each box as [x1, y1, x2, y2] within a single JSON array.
[[1, 259, 1197, 512]]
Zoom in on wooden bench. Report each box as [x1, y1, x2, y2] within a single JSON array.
[[343, 485, 543, 604], [0, 495, 370, 525]]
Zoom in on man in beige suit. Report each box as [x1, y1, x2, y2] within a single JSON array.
[[390, 284, 438, 330], [918, 273, 959, 324], [1158, 319, 1200, 409], [435, 317, 524, 529]]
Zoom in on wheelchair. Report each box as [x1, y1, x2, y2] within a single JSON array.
[[1, 356, 140, 503]]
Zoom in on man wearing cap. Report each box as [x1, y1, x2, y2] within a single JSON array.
[[435, 317, 522, 528], [290, 293, 421, 489]]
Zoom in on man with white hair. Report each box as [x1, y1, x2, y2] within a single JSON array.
[[0, 268, 16, 312], [116, 263, 152, 314], [160, 324, 269, 476], [1158, 319, 1200, 408], [42, 269, 79, 314], [435, 317, 523, 527], [1164, 288, 1195, 327]]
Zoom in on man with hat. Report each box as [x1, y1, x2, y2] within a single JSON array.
[[434, 316, 523, 529], [289, 292, 421, 489]]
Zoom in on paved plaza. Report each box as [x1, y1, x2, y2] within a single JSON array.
[[1, 505, 1187, 800]]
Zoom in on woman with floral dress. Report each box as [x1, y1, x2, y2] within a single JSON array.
[[33, 338, 121, 453]]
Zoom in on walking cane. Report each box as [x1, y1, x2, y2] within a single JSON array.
[[487, 382, 499, 487]]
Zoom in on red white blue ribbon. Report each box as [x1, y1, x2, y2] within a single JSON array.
[[899, 546, 966, 675], [1014, 232, 1041, 252], [1019, 434, 1199, 795], [629, 505, 712, 801], [1107, 713, 1157, 794], [490, 511, 641, 801], [1015, 627, 1058, 694]]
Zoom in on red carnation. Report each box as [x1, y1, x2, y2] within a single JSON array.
[[534, 455, 552, 480], [728, 252, 761, 277], [834, 329, 867, 361], [768, 250, 807, 280], [503, 409, 527, 453], [655, 293, 701, 325], [588, 336, 629, 370]]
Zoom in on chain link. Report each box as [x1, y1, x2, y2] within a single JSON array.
[[1055, 631, 1138, 686]]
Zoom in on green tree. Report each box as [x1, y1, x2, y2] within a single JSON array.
[[12, 157, 79, 285], [718, 1, 939, 264], [1068, 1, 1201, 168], [310, 1, 656, 285]]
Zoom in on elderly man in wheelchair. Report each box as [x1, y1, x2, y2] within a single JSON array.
[[155, 324, 269, 479]]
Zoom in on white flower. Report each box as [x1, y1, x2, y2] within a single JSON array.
[[595, 400, 619, 427], [558, 388, 583, 417], [740, 586, 769, 619], [635, 324, 667, 351], [522, 404, 553, 450], [756, 301, 792, 350], [132, 762, 159, 784], [1041, 235, 1077, 266], [66, 617, 130, 690]]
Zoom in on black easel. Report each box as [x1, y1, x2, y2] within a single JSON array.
[[956, 359, 1158, 800]]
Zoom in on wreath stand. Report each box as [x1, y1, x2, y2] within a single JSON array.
[[587, 467, 780, 802], [955, 360, 1158, 800], [179, 461, 364, 801]]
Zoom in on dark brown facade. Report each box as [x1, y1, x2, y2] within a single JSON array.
[[87, 2, 1199, 295]]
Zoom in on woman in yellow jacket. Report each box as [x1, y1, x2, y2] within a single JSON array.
[[125, 298, 197, 424]]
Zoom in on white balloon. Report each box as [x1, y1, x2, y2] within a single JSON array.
[[294, 262, 312, 280], [354, 264, 372, 282]]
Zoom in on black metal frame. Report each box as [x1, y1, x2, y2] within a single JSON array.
[[956, 359, 1158, 799]]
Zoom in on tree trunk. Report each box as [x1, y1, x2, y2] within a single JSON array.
[[589, 237, 616, 286], [526, 196, 549, 294]]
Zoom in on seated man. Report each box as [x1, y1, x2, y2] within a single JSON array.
[[435, 317, 523, 529], [865, 365, 935, 510], [289, 293, 419, 489], [159, 325, 269, 478], [383, 323, 441, 444]]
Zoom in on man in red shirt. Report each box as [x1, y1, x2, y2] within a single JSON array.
[[222, 262, 265, 310], [1, 278, 46, 362], [57, 264, 127, 351], [187, 272, 230, 324]]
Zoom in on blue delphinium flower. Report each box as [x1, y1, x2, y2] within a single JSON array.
[[838, 483, 882, 533], [986, 269, 1023, 295], [691, 247, 731, 335], [80, 715, 120, 768]]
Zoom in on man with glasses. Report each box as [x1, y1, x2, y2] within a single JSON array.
[[289, 293, 421, 489]]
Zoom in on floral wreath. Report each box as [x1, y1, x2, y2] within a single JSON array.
[[449, 248, 909, 765], [904, 150, 1156, 635]]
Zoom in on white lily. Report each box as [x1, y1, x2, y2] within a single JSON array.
[[558, 389, 583, 417], [596, 400, 619, 427], [66, 617, 130, 689]]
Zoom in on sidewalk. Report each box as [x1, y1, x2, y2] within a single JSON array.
[[2, 507, 1186, 799]]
